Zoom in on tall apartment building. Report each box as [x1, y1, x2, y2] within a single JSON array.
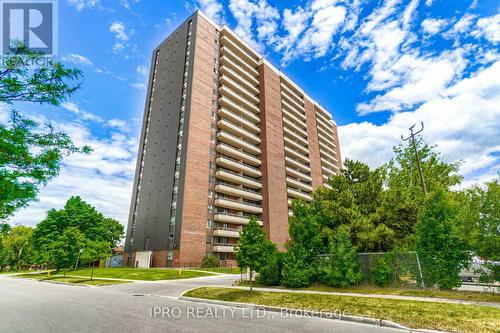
[[124, 11, 342, 268]]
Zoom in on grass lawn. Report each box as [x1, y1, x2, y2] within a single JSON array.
[[60, 267, 215, 281], [15, 273, 127, 286], [237, 281, 500, 303], [185, 287, 500, 333]]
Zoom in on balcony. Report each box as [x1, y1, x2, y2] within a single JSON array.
[[283, 125, 309, 147], [218, 108, 260, 134], [213, 228, 241, 238], [284, 136, 309, 155], [215, 197, 263, 214], [282, 99, 306, 121], [315, 109, 333, 125], [218, 119, 260, 145], [281, 90, 305, 111], [214, 212, 263, 225], [213, 244, 236, 253], [322, 165, 337, 177], [286, 177, 313, 192], [285, 156, 311, 173], [215, 183, 263, 201], [280, 81, 303, 105], [285, 166, 312, 183], [219, 65, 259, 95], [220, 75, 259, 104], [319, 140, 337, 159], [219, 86, 260, 114], [320, 154, 339, 170], [217, 143, 261, 167], [216, 155, 261, 177], [220, 34, 260, 66], [283, 116, 308, 138], [216, 169, 262, 189], [287, 187, 312, 201], [219, 56, 259, 86], [218, 96, 260, 124], [219, 46, 259, 77], [282, 109, 307, 131], [217, 131, 261, 155], [317, 123, 335, 142], [284, 146, 310, 164]]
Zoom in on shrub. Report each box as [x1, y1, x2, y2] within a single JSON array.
[[416, 190, 470, 289], [281, 245, 311, 288], [201, 255, 219, 268], [256, 250, 282, 286], [320, 227, 362, 287], [371, 255, 392, 287]]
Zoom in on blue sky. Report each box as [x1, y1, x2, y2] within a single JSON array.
[[4, 0, 499, 227]]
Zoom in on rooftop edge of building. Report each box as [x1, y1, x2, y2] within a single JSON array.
[[194, 10, 337, 126]]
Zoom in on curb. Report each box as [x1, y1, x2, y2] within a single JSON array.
[[179, 296, 447, 332]]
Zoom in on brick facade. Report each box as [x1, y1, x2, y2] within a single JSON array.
[[258, 63, 290, 250], [304, 98, 324, 189], [177, 15, 217, 266]]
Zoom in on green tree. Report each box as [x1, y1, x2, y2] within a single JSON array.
[[281, 244, 312, 288], [33, 196, 123, 266], [256, 248, 281, 286], [0, 223, 11, 271], [4, 225, 34, 270], [235, 216, 276, 291], [320, 226, 362, 287], [288, 200, 324, 260], [0, 112, 90, 219], [371, 254, 393, 287], [201, 255, 219, 268], [416, 190, 470, 289], [1, 42, 81, 105], [456, 179, 499, 261], [0, 43, 89, 219], [80, 240, 111, 279], [49, 227, 85, 270]]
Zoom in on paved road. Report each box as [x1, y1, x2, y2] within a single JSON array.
[[0, 276, 411, 333]]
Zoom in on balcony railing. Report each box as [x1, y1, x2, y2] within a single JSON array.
[[217, 167, 261, 183], [216, 180, 262, 195]]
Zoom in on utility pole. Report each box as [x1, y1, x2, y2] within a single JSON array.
[[401, 122, 427, 195]]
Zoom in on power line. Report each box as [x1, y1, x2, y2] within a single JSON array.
[[401, 122, 427, 195]]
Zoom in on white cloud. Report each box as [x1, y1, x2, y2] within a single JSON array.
[[110, 21, 128, 41], [61, 102, 104, 123], [358, 48, 468, 114], [421, 17, 448, 35], [443, 13, 477, 40], [228, 0, 280, 52], [64, 53, 93, 66], [131, 65, 149, 90], [110, 21, 129, 53], [6, 112, 139, 227], [401, 0, 420, 30], [471, 12, 500, 44], [294, 4, 346, 59], [136, 65, 148, 77], [340, 61, 500, 182], [106, 119, 130, 132], [196, 0, 224, 23], [68, 0, 99, 11]]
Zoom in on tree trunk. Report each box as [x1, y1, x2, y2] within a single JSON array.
[[91, 265, 94, 281], [249, 267, 253, 292]]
